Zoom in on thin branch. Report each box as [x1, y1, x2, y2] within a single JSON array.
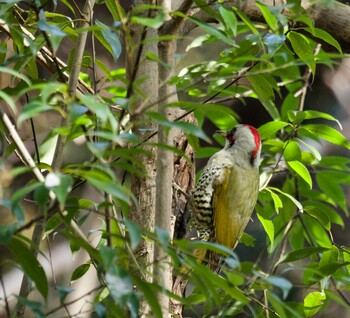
[[29, 118, 40, 166], [52, 0, 96, 170], [0, 109, 92, 254], [45, 286, 102, 316]]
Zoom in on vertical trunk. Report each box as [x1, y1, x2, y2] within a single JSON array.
[[127, 1, 195, 316], [126, 3, 159, 316], [154, 2, 196, 316], [154, 37, 176, 316], [128, 24, 158, 274]]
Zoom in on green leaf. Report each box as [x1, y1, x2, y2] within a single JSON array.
[[86, 177, 130, 203], [288, 160, 312, 188], [131, 13, 167, 29], [304, 27, 342, 54], [232, 7, 259, 35], [260, 99, 281, 120], [95, 20, 122, 60], [257, 213, 274, 252], [169, 101, 238, 130], [57, 286, 74, 302], [304, 291, 326, 317], [179, 14, 236, 46], [17, 101, 53, 126], [9, 236, 48, 298], [265, 276, 292, 299], [304, 206, 330, 231], [45, 173, 73, 208], [256, 2, 279, 32], [0, 90, 17, 114], [0, 66, 31, 86], [319, 155, 350, 170], [277, 247, 329, 265], [239, 232, 255, 247], [44, 213, 62, 238], [288, 31, 315, 75], [270, 190, 283, 213], [71, 263, 90, 282], [218, 5, 237, 36], [269, 187, 303, 212], [124, 219, 142, 251], [303, 200, 344, 227], [258, 121, 289, 139], [247, 74, 274, 102], [147, 111, 210, 142], [11, 182, 42, 205], [131, 274, 162, 318], [34, 184, 50, 209], [316, 171, 348, 214], [300, 124, 350, 149], [303, 110, 342, 129], [106, 266, 133, 305], [297, 138, 322, 161], [38, 20, 65, 51], [284, 140, 301, 161], [288, 110, 306, 125], [264, 33, 286, 54]]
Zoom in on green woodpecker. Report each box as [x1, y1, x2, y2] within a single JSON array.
[[192, 124, 261, 266]]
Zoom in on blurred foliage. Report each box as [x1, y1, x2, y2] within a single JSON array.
[[0, 0, 349, 317]]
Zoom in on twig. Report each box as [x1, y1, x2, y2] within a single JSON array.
[[52, 0, 96, 170], [0, 269, 10, 318]]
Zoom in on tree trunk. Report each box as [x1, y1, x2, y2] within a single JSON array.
[[127, 4, 159, 315]]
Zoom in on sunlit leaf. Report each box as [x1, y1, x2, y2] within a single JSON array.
[[288, 160, 312, 188], [257, 213, 274, 252], [288, 31, 315, 74], [258, 121, 289, 139], [284, 140, 301, 161], [303, 110, 342, 129], [131, 13, 167, 29], [304, 27, 342, 54], [239, 232, 255, 247], [304, 292, 326, 317], [300, 124, 350, 149], [218, 5, 237, 36], [256, 2, 279, 32]]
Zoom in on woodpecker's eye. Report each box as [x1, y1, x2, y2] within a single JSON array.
[[226, 133, 235, 145], [230, 127, 237, 135]]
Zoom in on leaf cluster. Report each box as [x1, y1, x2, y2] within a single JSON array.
[[0, 1, 349, 317]]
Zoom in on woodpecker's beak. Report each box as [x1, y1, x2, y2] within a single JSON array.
[[215, 130, 229, 137]]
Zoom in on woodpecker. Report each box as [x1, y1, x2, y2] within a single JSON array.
[[192, 124, 261, 266]]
